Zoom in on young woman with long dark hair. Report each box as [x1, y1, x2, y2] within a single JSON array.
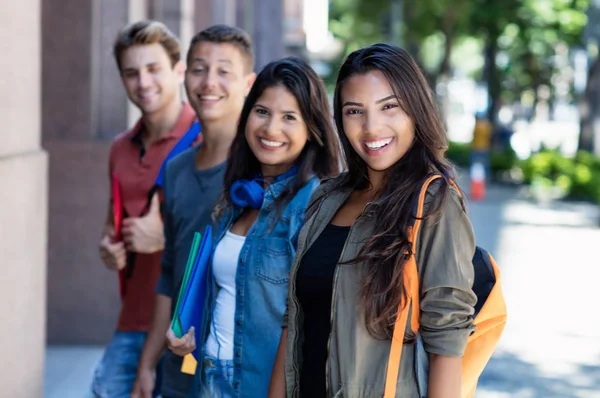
[[168, 56, 341, 398], [270, 43, 476, 398]]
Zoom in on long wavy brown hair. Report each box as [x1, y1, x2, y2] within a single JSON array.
[[333, 43, 462, 339], [217, 57, 341, 218]]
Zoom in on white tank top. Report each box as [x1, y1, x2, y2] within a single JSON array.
[[205, 230, 246, 359]]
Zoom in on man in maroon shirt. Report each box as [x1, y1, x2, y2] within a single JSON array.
[[93, 20, 198, 398]]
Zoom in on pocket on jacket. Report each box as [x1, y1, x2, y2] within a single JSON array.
[[257, 237, 291, 284]]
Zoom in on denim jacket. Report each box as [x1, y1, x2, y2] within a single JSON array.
[[193, 174, 320, 398]]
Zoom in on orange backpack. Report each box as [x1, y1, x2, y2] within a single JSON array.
[[384, 174, 507, 398]]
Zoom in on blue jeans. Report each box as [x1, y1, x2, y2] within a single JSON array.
[[91, 331, 162, 398], [199, 354, 235, 398]]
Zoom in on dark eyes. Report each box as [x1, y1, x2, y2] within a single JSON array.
[[189, 68, 228, 74], [344, 103, 398, 115], [254, 108, 297, 121]]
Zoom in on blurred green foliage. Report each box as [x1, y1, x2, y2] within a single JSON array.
[[520, 149, 600, 203], [326, 0, 590, 116], [445, 141, 518, 177], [446, 142, 600, 204]]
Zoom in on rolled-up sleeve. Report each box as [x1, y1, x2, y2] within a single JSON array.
[[155, 162, 175, 298], [416, 185, 477, 357]]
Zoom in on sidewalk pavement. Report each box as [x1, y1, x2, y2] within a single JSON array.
[[464, 180, 600, 397], [45, 346, 103, 398]]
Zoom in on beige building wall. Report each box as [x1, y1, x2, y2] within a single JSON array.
[[43, 0, 298, 345], [0, 0, 48, 396]]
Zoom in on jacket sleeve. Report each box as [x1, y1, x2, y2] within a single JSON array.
[[416, 184, 477, 357]]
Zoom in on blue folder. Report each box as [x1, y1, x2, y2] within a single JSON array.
[[175, 224, 213, 360]]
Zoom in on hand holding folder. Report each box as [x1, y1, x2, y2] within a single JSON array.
[[170, 225, 213, 373]]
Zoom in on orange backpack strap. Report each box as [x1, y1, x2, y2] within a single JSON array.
[[384, 174, 444, 398]]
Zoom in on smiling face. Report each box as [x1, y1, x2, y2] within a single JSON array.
[[120, 43, 184, 115], [185, 41, 254, 124], [244, 85, 309, 177], [341, 70, 415, 179]]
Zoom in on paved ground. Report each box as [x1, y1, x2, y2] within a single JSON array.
[[45, 346, 102, 398], [462, 179, 600, 398], [45, 178, 600, 397]]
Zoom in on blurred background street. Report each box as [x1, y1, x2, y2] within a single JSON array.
[[3, 0, 600, 396]]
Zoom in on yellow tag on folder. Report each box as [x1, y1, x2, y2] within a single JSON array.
[[181, 353, 197, 375]]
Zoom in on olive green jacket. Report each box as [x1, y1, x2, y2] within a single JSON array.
[[283, 175, 477, 397]]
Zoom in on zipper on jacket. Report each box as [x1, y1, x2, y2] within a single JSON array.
[[289, 196, 326, 397], [325, 201, 371, 397]]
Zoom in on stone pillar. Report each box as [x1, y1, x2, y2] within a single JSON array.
[[42, 0, 95, 140], [194, 0, 236, 31], [148, 0, 181, 37], [0, 0, 48, 396], [198, 0, 284, 72], [251, 0, 285, 70], [44, 0, 128, 344], [92, 0, 129, 139]]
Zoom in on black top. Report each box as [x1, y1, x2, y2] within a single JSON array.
[[296, 223, 351, 397]]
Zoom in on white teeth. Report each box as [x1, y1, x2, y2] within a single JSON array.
[[365, 138, 393, 149], [139, 92, 157, 99], [260, 138, 284, 147], [200, 95, 219, 100]]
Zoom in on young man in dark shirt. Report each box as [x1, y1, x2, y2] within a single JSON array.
[[131, 25, 256, 398]]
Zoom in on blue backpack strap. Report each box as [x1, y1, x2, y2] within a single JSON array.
[[155, 121, 202, 188]]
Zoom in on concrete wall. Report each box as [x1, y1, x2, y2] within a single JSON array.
[[44, 0, 294, 345], [43, 0, 127, 345], [0, 0, 48, 396]]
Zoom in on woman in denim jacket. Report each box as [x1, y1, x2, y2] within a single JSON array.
[[170, 57, 341, 398], [269, 44, 477, 397]]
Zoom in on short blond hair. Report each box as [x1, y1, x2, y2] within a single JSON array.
[[113, 20, 180, 71]]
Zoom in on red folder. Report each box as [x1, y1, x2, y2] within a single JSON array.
[[111, 173, 126, 298]]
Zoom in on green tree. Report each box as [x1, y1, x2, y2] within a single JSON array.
[[327, 0, 474, 85], [326, 0, 589, 130]]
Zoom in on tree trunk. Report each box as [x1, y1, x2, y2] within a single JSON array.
[[483, 37, 500, 124], [403, 0, 419, 61], [578, 57, 600, 153]]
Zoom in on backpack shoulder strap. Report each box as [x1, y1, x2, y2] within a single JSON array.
[[409, 174, 444, 250], [384, 173, 444, 398]]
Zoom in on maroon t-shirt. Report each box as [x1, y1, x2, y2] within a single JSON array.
[[108, 103, 198, 332]]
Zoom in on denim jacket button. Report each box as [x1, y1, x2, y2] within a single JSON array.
[[236, 320, 242, 326], [235, 351, 240, 358]]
